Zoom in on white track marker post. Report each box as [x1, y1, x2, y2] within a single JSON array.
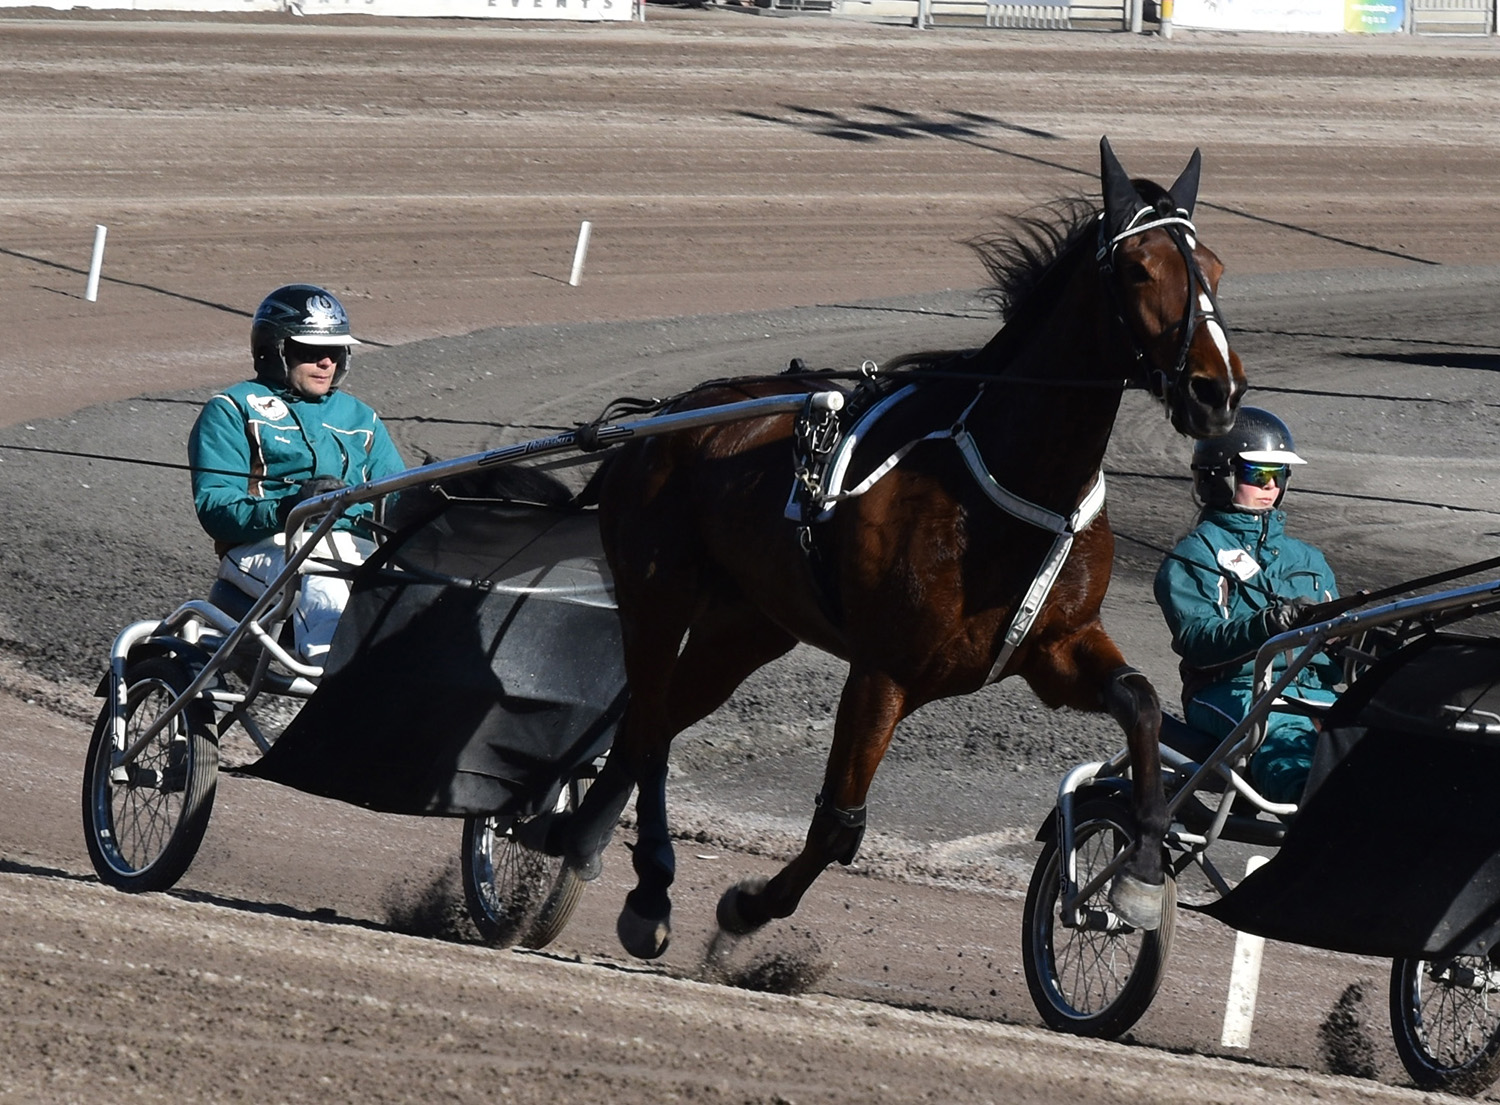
[[84, 224, 108, 302], [1220, 854, 1271, 1048], [568, 220, 592, 287]]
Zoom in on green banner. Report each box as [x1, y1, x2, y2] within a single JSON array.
[[1346, 0, 1404, 31]]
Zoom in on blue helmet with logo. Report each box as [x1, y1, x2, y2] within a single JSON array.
[[250, 284, 361, 390]]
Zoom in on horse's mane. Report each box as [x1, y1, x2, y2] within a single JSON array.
[[971, 195, 1102, 322], [886, 195, 1102, 375]]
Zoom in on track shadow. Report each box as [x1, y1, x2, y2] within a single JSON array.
[[0, 244, 391, 348], [1238, 326, 1498, 352], [0, 858, 92, 882], [0, 245, 252, 318], [734, 104, 1064, 145], [0, 858, 392, 929], [734, 105, 1439, 267], [1342, 349, 1500, 374]]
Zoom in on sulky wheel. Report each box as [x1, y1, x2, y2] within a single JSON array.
[[461, 773, 591, 950], [82, 655, 220, 892], [1390, 955, 1500, 1095], [1022, 795, 1176, 1038]]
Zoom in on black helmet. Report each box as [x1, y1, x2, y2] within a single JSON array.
[[250, 284, 361, 390], [1191, 406, 1305, 510]]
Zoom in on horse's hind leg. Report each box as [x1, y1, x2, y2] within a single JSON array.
[[544, 576, 697, 881], [613, 602, 796, 959], [717, 666, 905, 936]]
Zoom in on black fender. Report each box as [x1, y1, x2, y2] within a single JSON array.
[[1032, 778, 1133, 844]]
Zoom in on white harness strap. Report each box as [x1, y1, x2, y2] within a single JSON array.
[[786, 384, 1107, 682]]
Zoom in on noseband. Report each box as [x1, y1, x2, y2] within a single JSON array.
[[1095, 207, 1230, 405]]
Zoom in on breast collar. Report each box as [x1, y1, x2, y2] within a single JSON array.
[[784, 383, 1106, 683]]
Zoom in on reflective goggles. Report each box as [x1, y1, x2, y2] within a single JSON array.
[[1236, 461, 1289, 488], [284, 338, 349, 367]]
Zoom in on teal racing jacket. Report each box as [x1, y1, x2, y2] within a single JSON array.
[[188, 379, 405, 547], [1153, 507, 1342, 697]]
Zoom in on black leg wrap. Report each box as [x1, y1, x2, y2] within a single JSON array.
[[812, 792, 867, 866], [630, 765, 676, 895]]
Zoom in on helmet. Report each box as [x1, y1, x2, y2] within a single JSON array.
[[1191, 406, 1306, 510], [250, 284, 361, 390]]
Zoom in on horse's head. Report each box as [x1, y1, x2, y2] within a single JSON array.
[[1097, 137, 1244, 439]]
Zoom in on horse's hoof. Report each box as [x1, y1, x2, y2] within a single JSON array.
[[715, 875, 770, 936], [1109, 873, 1164, 931], [617, 903, 671, 959]]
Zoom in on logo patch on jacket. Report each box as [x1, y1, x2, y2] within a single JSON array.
[[1216, 547, 1261, 582], [246, 393, 290, 422]]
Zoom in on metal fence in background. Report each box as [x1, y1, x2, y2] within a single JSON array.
[[725, 0, 1497, 33]]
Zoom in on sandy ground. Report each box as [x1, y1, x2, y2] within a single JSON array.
[[4, 10, 1500, 1104]]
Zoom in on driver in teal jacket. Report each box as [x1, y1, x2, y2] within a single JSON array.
[[1153, 407, 1341, 804], [189, 284, 405, 663]]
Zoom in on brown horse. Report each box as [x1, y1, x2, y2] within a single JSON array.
[[552, 137, 1245, 958]]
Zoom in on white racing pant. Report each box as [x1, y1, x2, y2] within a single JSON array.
[[217, 530, 375, 664]]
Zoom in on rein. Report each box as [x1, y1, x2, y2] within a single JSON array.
[[0, 443, 304, 486]]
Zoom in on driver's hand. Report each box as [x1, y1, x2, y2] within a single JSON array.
[[277, 477, 347, 525], [1258, 596, 1313, 638]]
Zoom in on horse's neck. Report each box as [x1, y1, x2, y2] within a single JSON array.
[[972, 287, 1128, 513]]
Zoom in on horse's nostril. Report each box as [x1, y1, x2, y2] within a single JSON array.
[[1188, 373, 1229, 410]]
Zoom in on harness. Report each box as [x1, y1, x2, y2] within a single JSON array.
[[782, 201, 1220, 683], [786, 381, 1106, 683], [1096, 206, 1232, 410]]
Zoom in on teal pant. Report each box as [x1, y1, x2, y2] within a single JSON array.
[[1185, 681, 1338, 804]]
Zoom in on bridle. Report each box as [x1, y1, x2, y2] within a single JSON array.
[[1095, 204, 1232, 406]]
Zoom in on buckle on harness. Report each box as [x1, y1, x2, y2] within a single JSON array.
[[792, 391, 845, 507]]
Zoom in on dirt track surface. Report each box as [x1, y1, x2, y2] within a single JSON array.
[[5, 11, 1500, 1104]]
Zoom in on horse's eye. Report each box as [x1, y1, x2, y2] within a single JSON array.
[[1122, 260, 1152, 284]]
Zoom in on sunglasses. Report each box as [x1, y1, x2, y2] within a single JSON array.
[[1236, 462, 1289, 488], [284, 339, 348, 366]]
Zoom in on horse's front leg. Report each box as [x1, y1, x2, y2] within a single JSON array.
[[1027, 624, 1168, 931], [717, 666, 904, 935], [1099, 664, 1168, 930]]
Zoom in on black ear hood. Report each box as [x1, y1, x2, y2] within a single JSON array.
[[1099, 136, 1144, 241], [1168, 147, 1202, 218], [1100, 136, 1204, 240]]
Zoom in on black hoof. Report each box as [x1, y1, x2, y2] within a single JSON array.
[[617, 903, 671, 959], [715, 875, 770, 936]]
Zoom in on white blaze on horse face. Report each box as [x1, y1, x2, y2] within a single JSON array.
[[1199, 292, 1231, 367]]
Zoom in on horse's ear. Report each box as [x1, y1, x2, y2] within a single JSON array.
[[1169, 148, 1202, 217], [1099, 136, 1144, 239]]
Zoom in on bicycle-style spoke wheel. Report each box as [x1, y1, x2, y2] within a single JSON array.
[[82, 656, 219, 892], [462, 774, 591, 950], [1022, 796, 1176, 1038], [1391, 955, 1500, 1095]]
